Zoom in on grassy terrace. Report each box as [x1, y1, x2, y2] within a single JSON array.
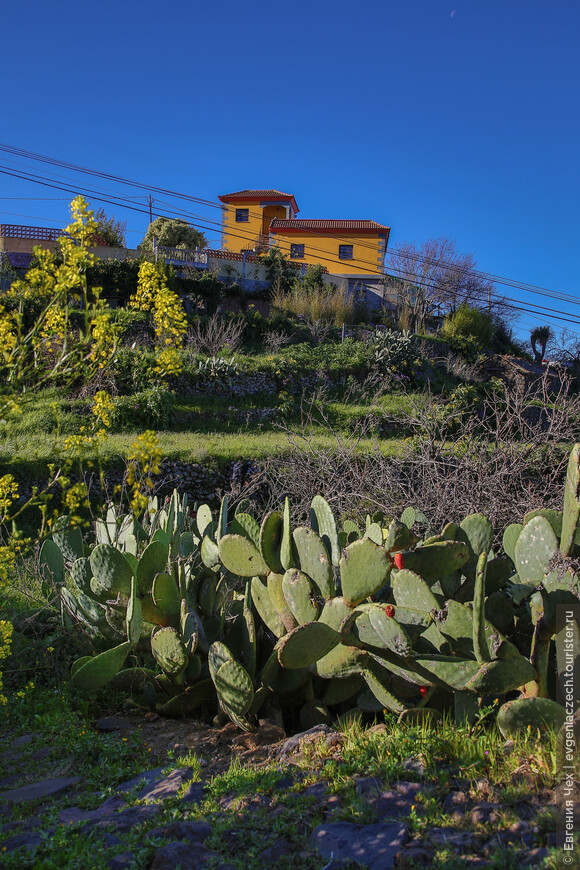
[[0, 389, 418, 470]]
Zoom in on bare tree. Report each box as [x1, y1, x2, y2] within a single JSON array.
[[187, 312, 245, 356], [385, 237, 500, 333]]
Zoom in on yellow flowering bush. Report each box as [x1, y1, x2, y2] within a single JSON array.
[[63, 482, 90, 518], [40, 306, 67, 347], [90, 309, 118, 369], [0, 474, 19, 522], [0, 306, 18, 363], [130, 261, 187, 375], [0, 620, 13, 705], [126, 430, 162, 514], [92, 390, 116, 430]]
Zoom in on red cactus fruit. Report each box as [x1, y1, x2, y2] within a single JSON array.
[[384, 604, 396, 618], [419, 686, 429, 697], [393, 552, 404, 570]]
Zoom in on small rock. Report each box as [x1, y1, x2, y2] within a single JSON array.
[[508, 821, 530, 835], [483, 827, 533, 855], [468, 801, 502, 825], [310, 821, 409, 870], [108, 852, 135, 869], [401, 757, 426, 777], [249, 794, 272, 808], [258, 838, 295, 862], [0, 831, 42, 852], [31, 748, 53, 762], [442, 790, 471, 821], [147, 820, 212, 845], [96, 716, 134, 733], [138, 767, 194, 802], [181, 781, 206, 804], [0, 776, 81, 803], [279, 725, 335, 758], [396, 846, 433, 868], [426, 828, 479, 850], [116, 766, 165, 793], [60, 798, 126, 825], [219, 793, 240, 810], [150, 841, 210, 870], [302, 782, 329, 800], [355, 776, 383, 799], [375, 782, 423, 820], [12, 733, 40, 748], [97, 804, 159, 832]]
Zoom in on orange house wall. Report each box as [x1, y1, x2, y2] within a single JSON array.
[[270, 231, 387, 276]]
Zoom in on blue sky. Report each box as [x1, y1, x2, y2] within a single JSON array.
[[1, 0, 579, 344]]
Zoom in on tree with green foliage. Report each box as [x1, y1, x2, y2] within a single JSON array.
[[139, 217, 207, 252], [260, 247, 296, 294], [94, 208, 127, 247]]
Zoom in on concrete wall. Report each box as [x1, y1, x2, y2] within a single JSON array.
[[0, 238, 59, 254]]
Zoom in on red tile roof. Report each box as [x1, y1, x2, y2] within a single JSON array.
[[218, 190, 299, 213], [269, 219, 390, 235]]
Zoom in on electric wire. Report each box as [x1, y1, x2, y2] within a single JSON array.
[[1, 144, 578, 332]]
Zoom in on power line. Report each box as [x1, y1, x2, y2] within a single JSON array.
[[2, 140, 576, 306], [2, 143, 579, 329]]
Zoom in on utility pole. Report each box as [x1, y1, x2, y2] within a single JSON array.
[[148, 194, 153, 224]]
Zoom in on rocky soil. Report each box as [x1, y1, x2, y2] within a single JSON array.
[[0, 715, 574, 869]]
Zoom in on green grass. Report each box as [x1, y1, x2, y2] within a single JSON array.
[[0, 387, 410, 471], [0, 686, 571, 870]]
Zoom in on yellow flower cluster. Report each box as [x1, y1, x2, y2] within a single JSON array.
[[153, 286, 188, 346], [40, 306, 67, 345], [153, 347, 182, 377], [63, 430, 100, 454], [0, 306, 18, 362], [92, 390, 115, 430], [10, 248, 59, 303], [126, 430, 162, 514], [130, 262, 187, 375], [0, 474, 18, 522], [130, 261, 160, 311], [64, 482, 90, 517], [90, 311, 117, 369], [0, 619, 13, 705]]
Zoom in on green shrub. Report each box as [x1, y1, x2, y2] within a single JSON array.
[[369, 329, 427, 386], [277, 339, 372, 377], [112, 386, 176, 430], [112, 348, 157, 394], [442, 303, 494, 349]]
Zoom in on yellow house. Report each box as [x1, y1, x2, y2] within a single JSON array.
[[218, 189, 299, 254], [218, 189, 390, 277]]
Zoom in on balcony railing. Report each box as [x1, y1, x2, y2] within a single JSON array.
[[155, 245, 209, 265]]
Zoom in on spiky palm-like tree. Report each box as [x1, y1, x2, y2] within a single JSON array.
[[530, 325, 553, 363]]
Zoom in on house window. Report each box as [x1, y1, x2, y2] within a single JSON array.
[[235, 208, 249, 222], [290, 244, 305, 259], [339, 244, 353, 259]]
